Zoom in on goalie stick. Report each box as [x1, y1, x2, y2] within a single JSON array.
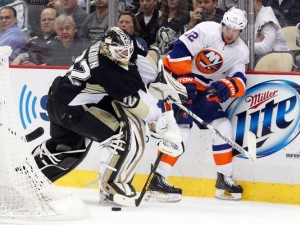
[[174, 103, 257, 161], [24, 127, 44, 142], [113, 152, 163, 207], [1, 124, 45, 143]]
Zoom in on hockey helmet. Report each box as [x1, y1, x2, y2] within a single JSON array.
[[222, 7, 247, 30], [103, 26, 134, 63]]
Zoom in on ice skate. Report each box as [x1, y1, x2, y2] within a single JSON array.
[[146, 172, 182, 203], [215, 172, 243, 200]]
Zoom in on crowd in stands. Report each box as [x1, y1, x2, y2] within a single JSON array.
[[79, 0, 108, 44], [12, 7, 57, 65], [0, 0, 300, 70], [254, 0, 289, 60], [0, 6, 26, 63]]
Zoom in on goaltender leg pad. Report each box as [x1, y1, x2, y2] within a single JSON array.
[[148, 59, 188, 104], [32, 138, 93, 182], [99, 101, 147, 198]]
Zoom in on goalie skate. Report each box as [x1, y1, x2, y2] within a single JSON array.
[[215, 172, 243, 200], [145, 173, 182, 203]]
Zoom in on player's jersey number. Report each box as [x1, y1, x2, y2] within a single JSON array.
[[185, 31, 199, 42]]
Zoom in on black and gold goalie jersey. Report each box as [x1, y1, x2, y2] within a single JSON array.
[[48, 42, 146, 106]]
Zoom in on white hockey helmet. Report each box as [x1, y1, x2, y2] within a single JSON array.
[[103, 26, 134, 63], [222, 7, 247, 30]]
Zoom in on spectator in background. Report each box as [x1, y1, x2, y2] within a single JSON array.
[[24, 0, 59, 37], [254, 0, 289, 59], [79, 0, 109, 45], [0, 6, 27, 63], [123, 0, 140, 13], [0, 0, 25, 30], [46, 15, 89, 66], [118, 10, 148, 52], [57, 0, 88, 32], [217, 0, 238, 12], [187, 0, 225, 30], [48, 0, 60, 8], [263, 0, 300, 26], [77, 0, 86, 9], [152, 0, 190, 56], [12, 7, 57, 65], [187, 0, 193, 11], [78, 0, 95, 13], [136, 0, 160, 48]]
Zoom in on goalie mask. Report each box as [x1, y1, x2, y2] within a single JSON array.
[[100, 27, 134, 65]]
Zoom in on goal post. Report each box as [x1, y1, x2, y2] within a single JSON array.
[[0, 46, 89, 220]]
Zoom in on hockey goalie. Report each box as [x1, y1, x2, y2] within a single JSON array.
[[31, 27, 188, 205]]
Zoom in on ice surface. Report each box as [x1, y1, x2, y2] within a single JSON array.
[[1, 187, 300, 225]]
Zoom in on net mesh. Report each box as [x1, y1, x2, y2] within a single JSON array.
[[0, 46, 89, 220]]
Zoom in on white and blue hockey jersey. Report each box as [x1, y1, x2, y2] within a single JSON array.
[[163, 21, 249, 97]]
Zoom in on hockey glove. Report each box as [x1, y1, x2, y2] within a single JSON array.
[[148, 60, 188, 104], [207, 78, 238, 103], [177, 77, 198, 103]]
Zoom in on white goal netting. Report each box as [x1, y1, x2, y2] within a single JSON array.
[[0, 46, 89, 220]]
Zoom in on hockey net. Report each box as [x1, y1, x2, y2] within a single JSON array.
[[0, 46, 89, 220]]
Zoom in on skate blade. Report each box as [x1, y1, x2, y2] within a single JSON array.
[[145, 191, 182, 203], [215, 189, 241, 201]]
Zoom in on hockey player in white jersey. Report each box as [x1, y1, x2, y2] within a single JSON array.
[[147, 7, 249, 201], [31, 27, 187, 205]]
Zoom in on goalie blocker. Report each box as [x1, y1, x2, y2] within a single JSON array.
[[148, 59, 188, 104]]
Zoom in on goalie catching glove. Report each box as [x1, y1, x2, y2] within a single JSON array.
[[148, 59, 188, 104], [149, 110, 184, 157]]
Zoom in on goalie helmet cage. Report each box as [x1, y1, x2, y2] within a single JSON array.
[[0, 46, 89, 221]]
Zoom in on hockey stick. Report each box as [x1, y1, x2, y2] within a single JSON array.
[[24, 127, 45, 142], [1, 124, 45, 143], [174, 103, 257, 161], [113, 152, 163, 207]]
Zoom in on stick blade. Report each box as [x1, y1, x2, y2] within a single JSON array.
[[113, 194, 137, 207], [246, 131, 257, 161], [25, 127, 44, 142]]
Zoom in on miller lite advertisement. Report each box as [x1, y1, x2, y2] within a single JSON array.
[[224, 75, 300, 165]]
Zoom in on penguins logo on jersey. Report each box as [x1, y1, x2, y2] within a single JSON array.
[[195, 49, 223, 74]]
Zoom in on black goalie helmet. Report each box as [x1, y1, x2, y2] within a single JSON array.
[[103, 26, 134, 62]]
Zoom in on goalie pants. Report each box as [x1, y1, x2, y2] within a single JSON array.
[[34, 96, 119, 181], [46, 96, 118, 150]]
